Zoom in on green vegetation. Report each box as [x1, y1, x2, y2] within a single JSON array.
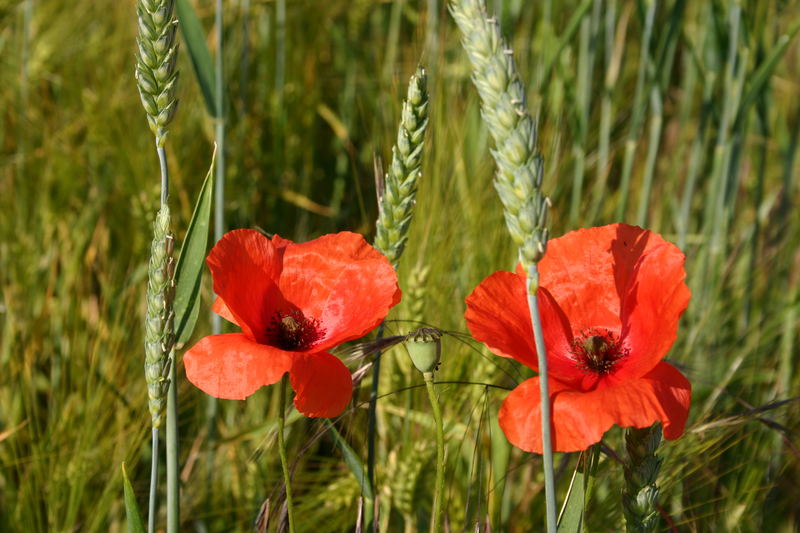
[[0, 0, 798, 531]]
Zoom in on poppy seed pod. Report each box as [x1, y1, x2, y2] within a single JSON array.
[[405, 327, 442, 374]]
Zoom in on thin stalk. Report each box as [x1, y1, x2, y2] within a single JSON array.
[[568, 0, 599, 225], [365, 322, 386, 529], [634, 88, 663, 227], [423, 372, 445, 533], [278, 375, 296, 533], [590, 0, 620, 223], [615, 0, 656, 221], [527, 272, 556, 533], [148, 428, 159, 533], [677, 71, 715, 249], [207, 0, 225, 454], [165, 350, 179, 533], [157, 145, 169, 206]]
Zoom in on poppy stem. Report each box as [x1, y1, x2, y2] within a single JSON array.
[[423, 372, 445, 533], [526, 274, 557, 533], [278, 374, 296, 533]]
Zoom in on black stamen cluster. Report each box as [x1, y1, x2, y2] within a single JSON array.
[[266, 309, 323, 351], [571, 328, 629, 375]]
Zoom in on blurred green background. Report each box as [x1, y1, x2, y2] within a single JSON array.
[[1, 0, 798, 531]]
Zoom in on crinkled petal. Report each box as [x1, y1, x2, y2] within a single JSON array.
[[184, 334, 292, 400], [206, 230, 288, 342], [279, 232, 400, 351], [289, 351, 353, 417], [465, 270, 578, 381], [613, 242, 691, 382], [539, 224, 671, 335], [498, 362, 691, 453]]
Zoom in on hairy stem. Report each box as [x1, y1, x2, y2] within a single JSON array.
[[423, 373, 445, 533], [278, 375, 296, 533]]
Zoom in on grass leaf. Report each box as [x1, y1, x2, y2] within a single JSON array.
[[174, 148, 216, 345], [326, 421, 374, 501], [121, 463, 146, 533], [557, 462, 586, 533], [176, 0, 218, 117]]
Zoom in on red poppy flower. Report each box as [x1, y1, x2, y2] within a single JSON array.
[[184, 229, 401, 417], [465, 223, 691, 453]]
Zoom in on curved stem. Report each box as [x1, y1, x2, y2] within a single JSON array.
[[278, 375, 296, 533], [527, 270, 557, 533], [423, 372, 445, 533], [148, 427, 159, 533]]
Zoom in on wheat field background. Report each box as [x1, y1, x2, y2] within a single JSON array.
[[1, 0, 799, 531]]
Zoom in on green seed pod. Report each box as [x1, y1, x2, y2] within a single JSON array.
[[405, 327, 442, 374]]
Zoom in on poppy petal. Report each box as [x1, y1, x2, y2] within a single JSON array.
[[212, 297, 237, 325], [279, 232, 400, 351], [465, 270, 577, 379], [614, 242, 691, 381], [538, 224, 671, 334], [498, 361, 691, 453], [184, 334, 292, 400], [289, 351, 353, 417], [206, 230, 288, 342]]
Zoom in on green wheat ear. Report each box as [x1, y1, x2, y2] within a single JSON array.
[[135, 0, 179, 145], [143, 206, 176, 428], [375, 66, 429, 268], [623, 424, 664, 533], [450, 0, 550, 282]]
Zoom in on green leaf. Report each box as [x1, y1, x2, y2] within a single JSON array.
[[174, 148, 216, 345], [122, 463, 146, 533], [557, 460, 586, 533], [738, 20, 800, 122], [176, 0, 218, 117], [326, 421, 374, 500]]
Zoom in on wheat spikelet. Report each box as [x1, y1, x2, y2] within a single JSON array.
[[143, 206, 176, 428], [623, 424, 663, 533], [374, 67, 429, 268], [450, 0, 550, 282], [135, 0, 179, 145]]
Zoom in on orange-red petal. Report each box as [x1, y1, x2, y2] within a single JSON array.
[[289, 351, 353, 417], [539, 224, 671, 335], [465, 271, 578, 381], [613, 242, 691, 382], [212, 297, 237, 325], [206, 230, 288, 342], [184, 333, 292, 400], [498, 361, 691, 453], [278, 232, 401, 351]]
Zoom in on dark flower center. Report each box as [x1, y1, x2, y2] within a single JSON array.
[[266, 309, 324, 351], [571, 328, 628, 375]]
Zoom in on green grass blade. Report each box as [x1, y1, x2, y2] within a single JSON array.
[[738, 20, 800, 123], [557, 465, 585, 533], [122, 463, 146, 533], [325, 421, 374, 501], [174, 148, 217, 345], [176, 0, 218, 117]]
